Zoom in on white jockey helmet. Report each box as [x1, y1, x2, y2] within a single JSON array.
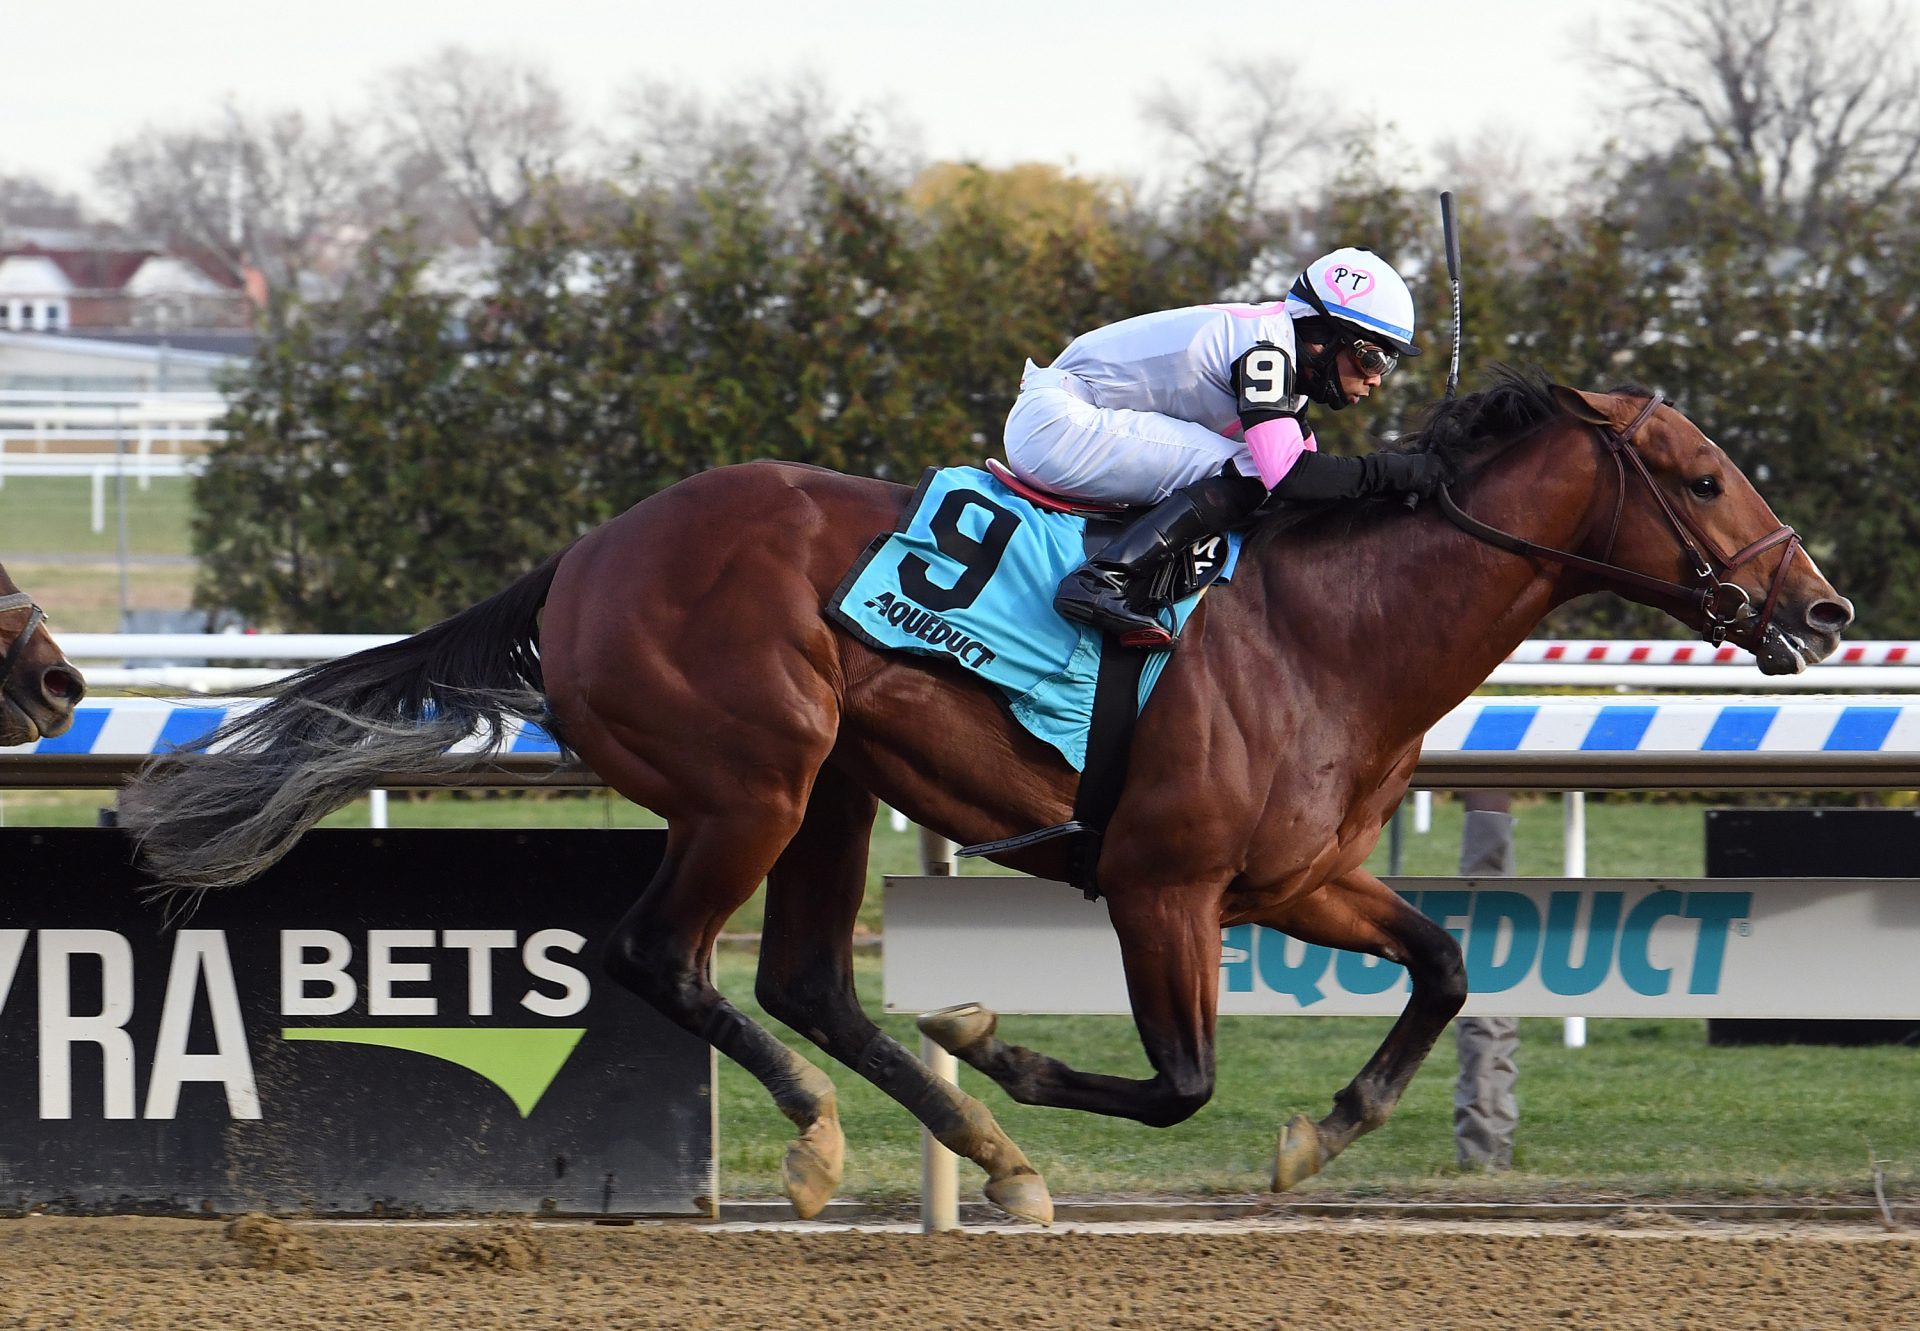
[[1285, 246, 1423, 358]]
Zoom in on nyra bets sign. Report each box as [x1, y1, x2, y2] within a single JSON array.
[[0, 829, 714, 1216], [884, 875, 1920, 1019]]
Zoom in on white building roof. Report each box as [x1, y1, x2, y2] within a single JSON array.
[[0, 255, 74, 297]]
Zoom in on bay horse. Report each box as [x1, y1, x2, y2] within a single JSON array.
[[0, 565, 84, 746], [120, 370, 1851, 1224]]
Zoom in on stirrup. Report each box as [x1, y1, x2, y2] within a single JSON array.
[[1054, 591, 1177, 648]]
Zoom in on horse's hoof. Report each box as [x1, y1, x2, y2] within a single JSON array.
[[917, 1002, 997, 1055], [985, 1169, 1053, 1227], [1272, 1112, 1326, 1192], [782, 1114, 845, 1220]]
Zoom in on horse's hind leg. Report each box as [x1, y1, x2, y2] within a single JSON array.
[[1258, 868, 1467, 1190], [756, 763, 1052, 1225], [601, 811, 844, 1219], [916, 879, 1226, 1127]]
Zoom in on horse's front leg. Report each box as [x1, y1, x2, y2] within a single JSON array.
[[920, 880, 1224, 1127], [1254, 868, 1466, 1190]]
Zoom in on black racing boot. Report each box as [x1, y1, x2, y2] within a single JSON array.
[[1054, 472, 1263, 648]]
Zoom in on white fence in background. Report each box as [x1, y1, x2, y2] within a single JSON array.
[[0, 389, 226, 427], [0, 390, 223, 515]]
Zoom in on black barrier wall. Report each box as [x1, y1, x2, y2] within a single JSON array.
[[0, 828, 715, 1216], [1706, 808, 1920, 1047]]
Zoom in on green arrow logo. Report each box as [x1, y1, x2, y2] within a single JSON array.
[[282, 1027, 586, 1117]]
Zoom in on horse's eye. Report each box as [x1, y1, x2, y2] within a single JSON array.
[[1689, 475, 1721, 499]]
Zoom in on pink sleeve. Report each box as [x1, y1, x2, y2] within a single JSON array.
[[1244, 417, 1316, 489]]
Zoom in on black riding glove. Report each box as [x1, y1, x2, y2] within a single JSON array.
[[1358, 450, 1446, 498], [1267, 449, 1446, 502]]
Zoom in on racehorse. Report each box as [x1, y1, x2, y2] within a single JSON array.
[[120, 370, 1851, 1225], [0, 565, 84, 746]]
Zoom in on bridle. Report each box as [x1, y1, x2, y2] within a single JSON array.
[[1434, 393, 1802, 646], [0, 591, 46, 697]]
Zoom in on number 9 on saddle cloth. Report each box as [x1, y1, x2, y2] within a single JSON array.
[[828, 465, 1239, 773]]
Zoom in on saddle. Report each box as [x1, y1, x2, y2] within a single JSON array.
[[983, 459, 1231, 604]]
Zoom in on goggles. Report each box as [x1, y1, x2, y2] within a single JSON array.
[[1347, 338, 1399, 378]]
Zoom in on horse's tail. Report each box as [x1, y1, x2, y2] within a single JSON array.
[[120, 549, 571, 897]]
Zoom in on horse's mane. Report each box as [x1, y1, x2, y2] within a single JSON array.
[[1247, 365, 1651, 545], [1396, 364, 1565, 467]]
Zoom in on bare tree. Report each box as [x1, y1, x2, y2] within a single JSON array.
[[96, 105, 376, 294], [605, 72, 920, 218], [1138, 57, 1326, 223], [1434, 129, 1550, 267], [375, 46, 579, 244], [0, 172, 90, 238], [1600, 0, 1920, 242]]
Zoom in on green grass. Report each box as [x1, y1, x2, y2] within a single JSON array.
[[0, 475, 194, 559], [0, 475, 199, 631], [1362, 794, 1705, 879], [12, 788, 1710, 937], [711, 951, 1917, 1204]]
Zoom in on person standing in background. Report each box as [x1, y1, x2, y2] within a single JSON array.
[[1454, 791, 1519, 1169]]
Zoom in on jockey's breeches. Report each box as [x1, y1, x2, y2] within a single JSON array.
[[1003, 362, 1254, 505]]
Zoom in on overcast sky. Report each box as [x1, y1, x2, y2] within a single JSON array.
[[5, 0, 1903, 204]]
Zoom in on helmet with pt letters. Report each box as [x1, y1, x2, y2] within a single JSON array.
[[1286, 246, 1423, 358]]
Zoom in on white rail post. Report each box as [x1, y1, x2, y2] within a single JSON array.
[[918, 826, 957, 876], [916, 824, 962, 1230], [91, 467, 105, 533], [369, 788, 389, 830], [1563, 791, 1589, 1049], [920, 1034, 961, 1232]]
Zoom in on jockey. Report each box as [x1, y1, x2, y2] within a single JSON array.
[[1004, 246, 1445, 647]]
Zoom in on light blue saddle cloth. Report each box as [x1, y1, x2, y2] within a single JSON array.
[[827, 466, 1240, 770]]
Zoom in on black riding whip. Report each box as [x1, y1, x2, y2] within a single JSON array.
[[1401, 190, 1465, 513], [1441, 189, 1462, 401]]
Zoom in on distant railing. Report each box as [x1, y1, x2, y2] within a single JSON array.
[[0, 389, 226, 433], [0, 387, 222, 538]]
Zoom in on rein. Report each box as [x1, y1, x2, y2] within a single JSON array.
[[1434, 393, 1802, 646], [0, 591, 46, 697]]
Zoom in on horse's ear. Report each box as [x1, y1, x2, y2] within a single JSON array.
[[1551, 384, 1615, 426]]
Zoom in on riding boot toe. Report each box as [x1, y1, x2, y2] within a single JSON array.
[[1054, 566, 1172, 641]]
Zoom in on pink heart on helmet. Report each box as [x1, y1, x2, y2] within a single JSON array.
[[1320, 264, 1376, 306]]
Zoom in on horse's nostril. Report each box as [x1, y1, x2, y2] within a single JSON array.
[[1807, 598, 1854, 633], [42, 665, 85, 705]]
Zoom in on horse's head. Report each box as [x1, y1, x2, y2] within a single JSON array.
[[0, 566, 85, 744], [1552, 385, 1852, 674]]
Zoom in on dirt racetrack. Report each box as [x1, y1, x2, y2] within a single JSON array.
[[0, 1214, 1915, 1331]]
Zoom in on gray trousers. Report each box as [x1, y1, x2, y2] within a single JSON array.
[[1454, 800, 1519, 1169]]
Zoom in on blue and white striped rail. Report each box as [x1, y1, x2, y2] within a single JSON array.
[[0, 698, 572, 789], [3, 695, 1920, 790], [1420, 694, 1920, 789]]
